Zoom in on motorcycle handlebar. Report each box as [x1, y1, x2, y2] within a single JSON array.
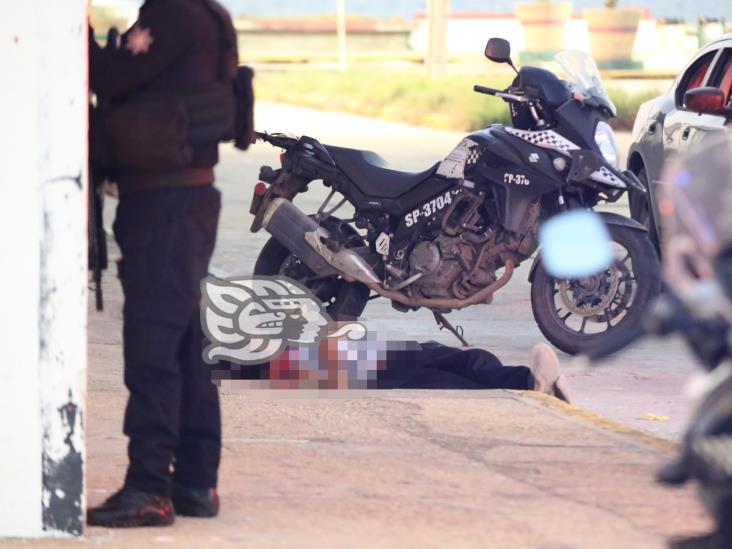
[[473, 85, 499, 96], [256, 131, 298, 149], [474, 85, 531, 105]]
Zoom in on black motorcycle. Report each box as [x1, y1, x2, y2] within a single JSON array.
[[249, 38, 660, 355]]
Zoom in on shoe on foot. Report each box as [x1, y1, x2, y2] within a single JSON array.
[[172, 483, 219, 517], [529, 343, 572, 403], [87, 486, 174, 528]]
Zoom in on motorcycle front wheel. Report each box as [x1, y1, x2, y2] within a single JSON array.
[[530, 225, 661, 356]]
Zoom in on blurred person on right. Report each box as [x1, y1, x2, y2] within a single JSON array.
[[616, 134, 732, 549]]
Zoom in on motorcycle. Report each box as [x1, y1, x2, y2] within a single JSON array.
[[248, 38, 660, 355]]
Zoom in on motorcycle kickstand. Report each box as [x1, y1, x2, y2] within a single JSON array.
[[433, 311, 470, 347]]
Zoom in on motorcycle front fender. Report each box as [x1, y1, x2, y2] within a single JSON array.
[[527, 211, 648, 282]]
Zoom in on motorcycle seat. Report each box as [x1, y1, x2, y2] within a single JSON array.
[[325, 145, 439, 199]]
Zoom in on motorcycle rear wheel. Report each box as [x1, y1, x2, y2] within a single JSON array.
[[253, 222, 370, 321], [530, 224, 661, 356]]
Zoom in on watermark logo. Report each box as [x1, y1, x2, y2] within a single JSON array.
[[201, 276, 365, 365]]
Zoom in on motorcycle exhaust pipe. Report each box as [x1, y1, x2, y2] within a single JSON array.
[[262, 198, 338, 277], [262, 198, 380, 285]]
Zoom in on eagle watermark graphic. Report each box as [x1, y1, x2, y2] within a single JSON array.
[[201, 276, 366, 365]]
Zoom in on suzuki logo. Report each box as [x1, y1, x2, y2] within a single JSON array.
[[529, 153, 540, 164]]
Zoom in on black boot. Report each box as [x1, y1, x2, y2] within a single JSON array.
[[171, 483, 220, 517], [87, 486, 175, 528]]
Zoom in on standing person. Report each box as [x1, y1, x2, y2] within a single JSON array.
[[87, 0, 238, 528]]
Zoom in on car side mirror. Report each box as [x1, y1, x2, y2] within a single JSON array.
[[684, 87, 730, 116], [485, 38, 512, 64]]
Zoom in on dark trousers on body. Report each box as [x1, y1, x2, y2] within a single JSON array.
[[114, 186, 221, 496], [376, 342, 534, 390]]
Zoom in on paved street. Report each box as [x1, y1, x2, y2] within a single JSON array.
[[212, 102, 700, 442]]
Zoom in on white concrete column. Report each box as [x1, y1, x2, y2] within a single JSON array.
[[0, 0, 88, 538]]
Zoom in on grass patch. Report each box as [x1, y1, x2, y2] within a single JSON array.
[[605, 86, 661, 130], [255, 68, 660, 132]]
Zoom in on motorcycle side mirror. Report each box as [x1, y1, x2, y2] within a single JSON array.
[[485, 38, 511, 63], [684, 87, 731, 117], [485, 38, 519, 75], [539, 210, 613, 279]]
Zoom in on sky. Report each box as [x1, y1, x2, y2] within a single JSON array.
[[103, 1, 732, 22], [217, 0, 732, 22]]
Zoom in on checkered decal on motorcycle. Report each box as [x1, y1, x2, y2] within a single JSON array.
[[437, 138, 480, 179], [505, 128, 580, 156], [590, 166, 626, 189]]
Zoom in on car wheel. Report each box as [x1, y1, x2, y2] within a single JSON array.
[[628, 168, 660, 253]]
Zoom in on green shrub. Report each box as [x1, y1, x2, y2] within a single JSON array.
[[255, 69, 657, 132], [605, 86, 660, 130]]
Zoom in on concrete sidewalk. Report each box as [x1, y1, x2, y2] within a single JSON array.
[[26, 271, 706, 548], [9, 104, 708, 547]]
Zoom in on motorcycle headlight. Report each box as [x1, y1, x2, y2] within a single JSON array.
[[595, 121, 620, 169]]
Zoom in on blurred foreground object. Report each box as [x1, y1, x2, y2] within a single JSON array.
[[539, 210, 612, 279], [662, 136, 732, 313], [586, 134, 732, 548]]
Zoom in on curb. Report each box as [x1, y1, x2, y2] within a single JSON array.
[[516, 390, 678, 454]]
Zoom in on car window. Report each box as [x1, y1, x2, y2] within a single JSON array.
[[709, 49, 732, 104], [676, 50, 717, 106]]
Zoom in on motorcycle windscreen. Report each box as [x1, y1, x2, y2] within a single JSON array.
[[555, 49, 616, 116], [539, 210, 613, 279]]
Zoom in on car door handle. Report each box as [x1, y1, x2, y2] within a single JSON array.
[[682, 127, 691, 140], [647, 121, 657, 135]]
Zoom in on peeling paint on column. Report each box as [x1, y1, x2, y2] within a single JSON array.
[[41, 396, 83, 535], [36, 0, 88, 537], [39, 176, 87, 536]]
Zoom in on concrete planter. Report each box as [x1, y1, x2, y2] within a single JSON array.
[[515, 2, 573, 62], [583, 7, 642, 69], [698, 17, 726, 47]]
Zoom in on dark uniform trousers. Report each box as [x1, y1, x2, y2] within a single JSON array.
[[114, 185, 221, 496], [377, 343, 533, 390]]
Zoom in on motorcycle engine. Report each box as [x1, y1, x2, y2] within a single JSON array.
[[404, 190, 539, 303]]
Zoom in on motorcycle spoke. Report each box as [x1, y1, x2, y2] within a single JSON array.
[[579, 316, 588, 334], [604, 309, 613, 329], [610, 296, 625, 309]]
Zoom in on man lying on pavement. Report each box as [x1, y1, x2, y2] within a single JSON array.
[[214, 340, 571, 403]]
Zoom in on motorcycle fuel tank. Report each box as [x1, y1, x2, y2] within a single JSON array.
[[442, 125, 567, 234]]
